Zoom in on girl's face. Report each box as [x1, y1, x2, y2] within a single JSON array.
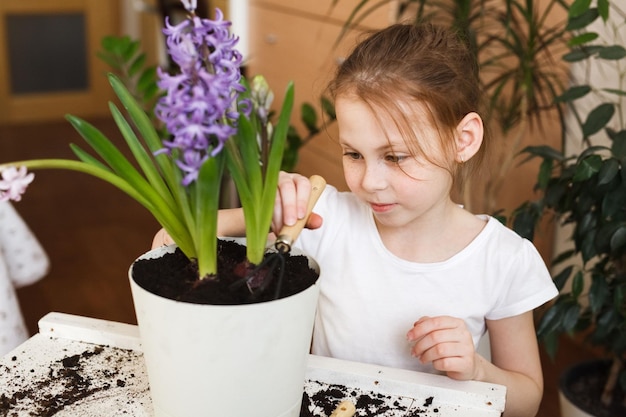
[[336, 95, 455, 230]]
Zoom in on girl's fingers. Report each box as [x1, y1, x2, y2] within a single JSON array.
[[270, 172, 325, 234], [276, 172, 311, 226], [407, 316, 476, 378], [151, 228, 173, 249]]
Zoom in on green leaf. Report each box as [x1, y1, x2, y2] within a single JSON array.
[[597, 158, 619, 185], [596, 309, 618, 338], [579, 145, 611, 160], [512, 204, 538, 240], [70, 144, 111, 172], [520, 145, 565, 161], [556, 85, 591, 102], [301, 102, 318, 133], [602, 189, 626, 218], [96, 52, 121, 70], [553, 266, 574, 291], [599, 45, 626, 60], [573, 155, 602, 181], [612, 131, 626, 158], [571, 271, 585, 299], [569, 0, 592, 19], [568, 32, 599, 47], [602, 88, 626, 97], [610, 226, 626, 253], [137, 67, 157, 92], [562, 49, 592, 63], [589, 274, 610, 314], [537, 158, 553, 190], [107, 73, 193, 251], [194, 155, 225, 277], [129, 53, 147, 77], [121, 40, 140, 62], [577, 211, 596, 237], [227, 81, 295, 265], [582, 103, 615, 136], [581, 229, 598, 262], [321, 96, 336, 120], [566, 8, 599, 31], [537, 302, 563, 337], [597, 0, 609, 21], [541, 332, 560, 360], [100, 35, 116, 51], [562, 302, 581, 332], [108, 102, 177, 213], [65, 115, 143, 181]]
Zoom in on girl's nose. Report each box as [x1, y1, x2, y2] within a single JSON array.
[[360, 161, 387, 192]]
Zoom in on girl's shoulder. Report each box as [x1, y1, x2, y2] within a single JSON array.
[[477, 215, 531, 248], [474, 215, 548, 270]]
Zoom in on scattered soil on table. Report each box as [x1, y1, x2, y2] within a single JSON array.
[[0, 345, 149, 416], [132, 240, 319, 304], [300, 381, 440, 416]]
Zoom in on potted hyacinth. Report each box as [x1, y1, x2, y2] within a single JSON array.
[[0, 1, 320, 416]]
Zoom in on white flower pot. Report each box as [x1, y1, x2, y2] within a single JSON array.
[[129, 243, 320, 417], [559, 391, 594, 417]]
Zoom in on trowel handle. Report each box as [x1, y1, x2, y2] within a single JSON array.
[[274, 175, 326, 253], [330, 400, 356, 417]]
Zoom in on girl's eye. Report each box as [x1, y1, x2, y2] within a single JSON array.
[[343, 151, 361, 160], [385, 154, 407, 163]]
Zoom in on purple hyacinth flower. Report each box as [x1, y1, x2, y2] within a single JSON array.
[[155, 8, 244, 186]]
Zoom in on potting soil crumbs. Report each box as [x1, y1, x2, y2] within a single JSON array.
[[1, 333, 489, 416], [301, 379, 446, 416], [0, 335, 152, 416]]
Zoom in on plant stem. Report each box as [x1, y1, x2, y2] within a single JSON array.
[[601, 357, 623, 407]]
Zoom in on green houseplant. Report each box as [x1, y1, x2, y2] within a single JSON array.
[[0, 1, 320, 416], [512, 0, 626, 415]]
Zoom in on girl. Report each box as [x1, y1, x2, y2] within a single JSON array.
[[155, 23, 557, 417]]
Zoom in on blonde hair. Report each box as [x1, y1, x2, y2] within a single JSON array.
[[328, 23, 488, 188]]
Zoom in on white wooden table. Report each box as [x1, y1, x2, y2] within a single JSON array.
[[0, 313, 506, 416]]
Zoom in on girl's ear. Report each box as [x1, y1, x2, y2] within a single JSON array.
[[455, 112, 483, 163]]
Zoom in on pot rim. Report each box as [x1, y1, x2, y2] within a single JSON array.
[[129, 239, 320, 307]]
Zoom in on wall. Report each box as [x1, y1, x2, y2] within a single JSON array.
[[245, 0, 395, 190], [0, 0, 120, 124]]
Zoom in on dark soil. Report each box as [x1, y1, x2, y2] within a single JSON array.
[[562, 359, 626, 417], [0, 345, 150, 416], [132, 239, 319, 304], [300, 380, 442, 416]]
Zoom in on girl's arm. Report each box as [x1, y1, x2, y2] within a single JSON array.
[[152, 171, 322, 249], [407, 311, 543, 417], [481, 312, 544, 417], [151, 208, 246, 249]]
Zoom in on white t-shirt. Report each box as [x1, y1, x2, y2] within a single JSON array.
[[295, 185, 558, 372]]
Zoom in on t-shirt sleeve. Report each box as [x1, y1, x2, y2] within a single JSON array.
[[487, 238, 558, 320]]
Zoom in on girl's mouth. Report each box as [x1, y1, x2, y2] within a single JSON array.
[[370, 202, 395, 213]]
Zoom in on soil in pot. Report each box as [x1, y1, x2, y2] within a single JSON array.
[[132, 239, 319, 304], [561, 359, 626, 417]]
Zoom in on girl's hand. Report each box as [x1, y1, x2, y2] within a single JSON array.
[[272, 171, 323, 233], [152, 228, 174, 249], [406, 316, 481, 381]]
